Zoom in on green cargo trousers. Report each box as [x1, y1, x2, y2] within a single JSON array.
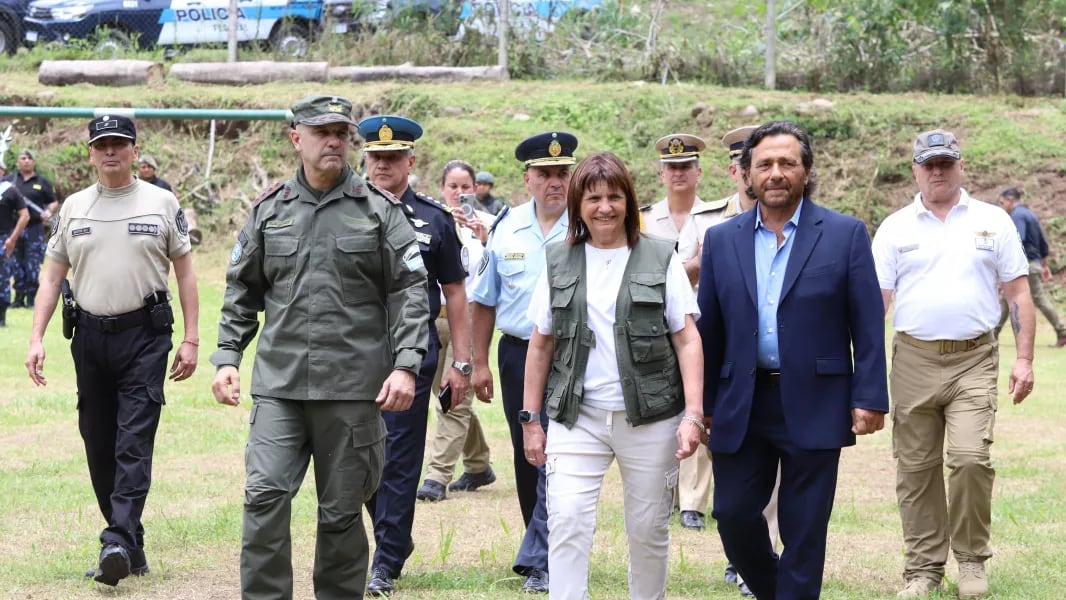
[[890, 335, 998, 584], [241, 396, 386, 600]]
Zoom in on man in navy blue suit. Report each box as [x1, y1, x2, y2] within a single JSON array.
[[696, 121, 889, 599]]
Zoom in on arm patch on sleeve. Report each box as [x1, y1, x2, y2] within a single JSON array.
[[402, 244, 425, 272]]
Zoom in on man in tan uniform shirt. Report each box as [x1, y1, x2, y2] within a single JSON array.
[[25, 114, 199, 587], [640, 133, 724, 534]]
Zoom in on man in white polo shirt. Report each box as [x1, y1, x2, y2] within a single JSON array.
[[872, 129, 1035, 599]]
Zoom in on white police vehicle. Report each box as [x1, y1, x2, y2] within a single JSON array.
[[23, 0, 353, 56]]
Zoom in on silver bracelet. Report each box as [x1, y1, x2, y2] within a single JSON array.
[[680, 415, 706, 434]]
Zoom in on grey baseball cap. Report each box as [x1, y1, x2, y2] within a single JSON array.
[[913, 129, 961, 164]]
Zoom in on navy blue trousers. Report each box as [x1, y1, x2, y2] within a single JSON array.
[[497, 335, 549, 575], [72, 319, 171, 570], [14, 222, 46, 296], [367, 328, 440, 578], [711, 379, 841, 600]]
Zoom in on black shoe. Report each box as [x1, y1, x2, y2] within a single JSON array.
[[680, 510, 705, 530], [0, 306, 6, 327], [416, 479, 446, 502], [738, 581, 754, 597], [12, 293, 23, 308], [24, 291, 35, 308], [521, 568, 548, 593], [448, 466, 497, 492], [724, 563, 738, 585], [367, 566, 394, 596], [93, 544, 131, 586]]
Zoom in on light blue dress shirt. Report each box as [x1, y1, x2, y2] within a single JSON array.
[[469, 199, 569, 339], [754, 199, 804, 369]]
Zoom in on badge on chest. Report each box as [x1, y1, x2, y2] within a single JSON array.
[[129, 223, 160, 236], [974, 230, 995, 252]]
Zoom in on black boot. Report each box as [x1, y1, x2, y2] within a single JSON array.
[[25, 291, 35, 308], [0, 306, 7, 327], [12, 292, 23, 308]]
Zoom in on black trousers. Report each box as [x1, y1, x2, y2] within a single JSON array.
[[71, 317, 171, 565]]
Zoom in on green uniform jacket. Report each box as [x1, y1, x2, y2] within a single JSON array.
[[211, 165, 429, 401]]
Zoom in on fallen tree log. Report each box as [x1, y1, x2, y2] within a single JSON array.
[[38, 60, 164, 87], [169, 61, 330, 84], [329, 64, 506, 82]]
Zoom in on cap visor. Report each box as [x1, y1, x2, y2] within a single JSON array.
[[363, 141, 415, 152], [297, 114, 356, 127], [525, 157, 576, 167], [914, 149, 961, 164], [87, 132, 135, 145]]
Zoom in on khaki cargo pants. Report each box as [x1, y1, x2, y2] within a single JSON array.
[[424, 314, 491, 485], [890, 333, 997, 583]]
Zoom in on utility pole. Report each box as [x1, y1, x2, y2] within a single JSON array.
[[765, 0, 776, 89]]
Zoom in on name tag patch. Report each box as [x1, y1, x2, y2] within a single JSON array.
[[415, 232, 432, 245], [504, 252, 525, 260], [129, 223, 160, 236], [898, 243, 919, 254], [71, 226, 91, 237], [975, 236, 994, 251]]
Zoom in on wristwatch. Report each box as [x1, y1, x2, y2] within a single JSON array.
[[451, 360, 473, 376], [518, 410, 540, 424]]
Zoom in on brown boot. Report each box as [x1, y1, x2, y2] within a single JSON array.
[[957, 561, 988, 598]]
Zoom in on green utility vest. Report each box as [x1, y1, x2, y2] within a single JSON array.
[[543, 235, 684, 429]]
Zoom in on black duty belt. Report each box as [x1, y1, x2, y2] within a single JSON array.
[[501, 334, 529, 347], [77, 308, 152, 333], [755, 369, 781, 386]]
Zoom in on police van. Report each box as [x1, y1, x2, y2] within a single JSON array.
[[23, 0, 354, 56]]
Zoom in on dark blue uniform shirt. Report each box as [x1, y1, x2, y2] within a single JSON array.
[[0, 183, 26, 233], [9, 172, 56, 225], [1010, 204, 1049, 262], [402, 186, 466, 318]]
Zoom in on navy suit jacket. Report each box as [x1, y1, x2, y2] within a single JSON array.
[[696, 200, 889, 453]]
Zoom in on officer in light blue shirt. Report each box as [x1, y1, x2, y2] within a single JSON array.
[[469, 130, 577, 593], [754, 200, 803, 369]]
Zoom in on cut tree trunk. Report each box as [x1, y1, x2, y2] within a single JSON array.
[[329, 64, 506, 82], [169, 61, 330, 84], [38, 60, 164, 86]]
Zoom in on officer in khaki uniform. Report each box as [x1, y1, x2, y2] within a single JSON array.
[[639, 133, 723, 533], [210, 95, 429, 600], [873, 129, 1035, 599], [25, 115, 199, 587]]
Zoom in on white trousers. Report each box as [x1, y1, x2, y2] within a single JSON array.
[[545, 404, 681, 600]]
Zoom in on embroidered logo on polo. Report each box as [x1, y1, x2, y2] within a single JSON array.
[[128, 223, 160, 235], [71, 226, 91, 237]]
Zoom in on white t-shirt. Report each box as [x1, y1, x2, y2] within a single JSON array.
[[872, 189, 1028, 340], [528, 242, 699, 411]]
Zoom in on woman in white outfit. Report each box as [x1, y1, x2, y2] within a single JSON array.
[[522, 151, 705, 600]]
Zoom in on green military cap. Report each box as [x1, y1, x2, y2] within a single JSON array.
[[290, 94, 356, 127], [655, 133, 705, 163]]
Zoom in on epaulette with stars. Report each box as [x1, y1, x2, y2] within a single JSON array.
[[692, 197, 730, 214], [252, 181, 285, 206], [413, 192, 453, 216]]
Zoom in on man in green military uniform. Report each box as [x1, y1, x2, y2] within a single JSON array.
[[210, 94, 429, 600]]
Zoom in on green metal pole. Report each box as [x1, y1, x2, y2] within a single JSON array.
[[0, 106, 293, 121]]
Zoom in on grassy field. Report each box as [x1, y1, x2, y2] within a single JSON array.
[[1, 236, 1066, 600]]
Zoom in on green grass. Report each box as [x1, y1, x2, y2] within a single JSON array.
[[1, 245, 1066, 599]]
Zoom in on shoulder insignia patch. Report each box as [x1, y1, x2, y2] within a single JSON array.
[[51, 215, 60, 237], [476, 252, 489, 276], [366, 180, 401, 206], [253, 181, 285, 206], [403, 244, 425, 272], [176, 208, 189, 236]]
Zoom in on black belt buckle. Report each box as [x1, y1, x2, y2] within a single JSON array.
[[98, 316, 118, 333]]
